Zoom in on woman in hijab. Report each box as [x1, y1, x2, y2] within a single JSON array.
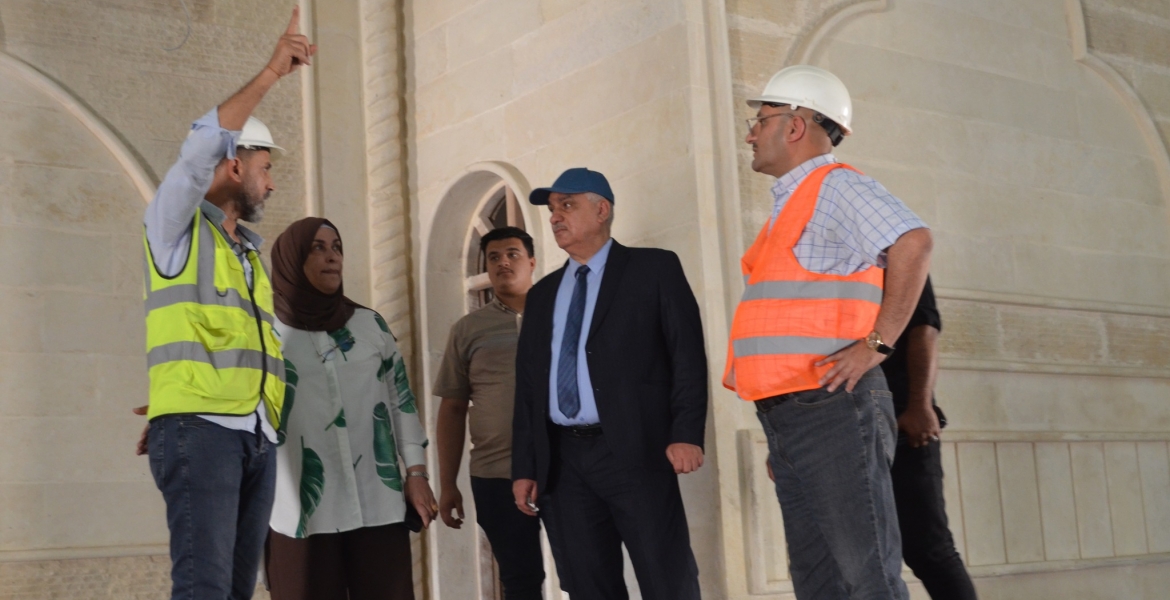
[[265, 217, 436, 600]]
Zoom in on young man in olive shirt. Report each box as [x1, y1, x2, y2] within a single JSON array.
[[434, 227, 544, 600]]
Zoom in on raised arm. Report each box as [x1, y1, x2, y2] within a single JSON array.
[[143, 7, 315, 265], [218, 6, 315, 129]]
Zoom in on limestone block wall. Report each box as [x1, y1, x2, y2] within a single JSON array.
[[406, 0, 728, 597], [724, 0, 1170, 597], [1084, 0, 1170, 154], [0, 57, 168, 593], [741, 432, 1170, 594], [0, 0, 306, 243]]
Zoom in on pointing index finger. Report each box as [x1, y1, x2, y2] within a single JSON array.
[[286, 6, 300, 35]]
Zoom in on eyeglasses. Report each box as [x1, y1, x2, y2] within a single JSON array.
[[745, 111, 793, 133]]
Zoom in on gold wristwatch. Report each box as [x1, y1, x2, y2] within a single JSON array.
[[865, 330, 895, 356]]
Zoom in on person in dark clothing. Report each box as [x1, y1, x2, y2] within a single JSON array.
[[881, 276, 978, 600]]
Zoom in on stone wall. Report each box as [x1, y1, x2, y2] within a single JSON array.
[[0, 0, 306, 596], [4, 0, 1170, 598], [0, 0, 306, 242], [406, 0, 726, 597], [1085, 0, 1170, 152], [0, 56, 167, 596], [724, 0, 1170, 597]]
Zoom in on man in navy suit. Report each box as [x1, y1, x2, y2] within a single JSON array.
[[511, 168, 708, 600]]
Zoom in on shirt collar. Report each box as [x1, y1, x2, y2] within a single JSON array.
[[201, 200, 265, 250], [770, 153, 838, 200], [490, 296, 521, 316], [570, 237, 614, 275]]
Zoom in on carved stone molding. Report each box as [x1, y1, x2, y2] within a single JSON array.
[[785, 0, 890, 66], [359, 0, 414, 361], [0, 51, 155, 203], [1065, 0, 1170, 200]]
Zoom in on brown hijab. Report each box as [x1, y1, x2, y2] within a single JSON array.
[[271, 217, 363, 332]]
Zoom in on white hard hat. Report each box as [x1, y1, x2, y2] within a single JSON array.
[[237, 116, 285, 160], [747, 65, 853, 144]]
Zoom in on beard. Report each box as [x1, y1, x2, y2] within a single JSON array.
[[235, 186, 269, 223]]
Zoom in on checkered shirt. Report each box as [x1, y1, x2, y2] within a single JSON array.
[[769, 154, 928, 275]]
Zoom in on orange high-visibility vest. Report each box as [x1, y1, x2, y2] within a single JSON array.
[[723, 163, 884, 401]]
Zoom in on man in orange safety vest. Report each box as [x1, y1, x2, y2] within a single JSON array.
[[728, 65, 933, 600]]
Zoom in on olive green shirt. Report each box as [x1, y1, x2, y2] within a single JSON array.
[[433, 299, 522, 479]]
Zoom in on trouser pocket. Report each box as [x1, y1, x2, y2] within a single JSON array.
[[872, 389, 897, 467]]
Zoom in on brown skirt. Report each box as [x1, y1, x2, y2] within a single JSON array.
[[265, 523, 414, 600]]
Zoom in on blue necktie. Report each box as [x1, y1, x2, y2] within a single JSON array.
[[557, 265, 590, 418]]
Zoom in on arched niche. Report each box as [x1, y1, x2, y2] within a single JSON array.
[[421, 162, 544, 382], [418, 161, 559, 599], [0, 50, 164, 556], [462, 179, 527, 310]]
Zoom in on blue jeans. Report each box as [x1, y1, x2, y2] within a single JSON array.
[[148, 415, 276, 600], [756, 368, 908, 600]]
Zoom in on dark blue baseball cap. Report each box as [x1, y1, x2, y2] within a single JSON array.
[[528, 168, 615, 205]]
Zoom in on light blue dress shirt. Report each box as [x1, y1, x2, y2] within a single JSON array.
[[548, 238, 614, 426]]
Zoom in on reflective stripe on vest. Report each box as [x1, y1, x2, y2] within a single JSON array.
[[723, 163, 884, 401], [740, 280, 883, 304], [147, 342, 286, 379], [143, 207, 285, 426]]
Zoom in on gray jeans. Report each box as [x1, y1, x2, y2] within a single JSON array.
[[756, 367, 908, 600]]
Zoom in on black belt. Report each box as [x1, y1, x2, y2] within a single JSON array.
[[550, 423, 603, 437], [754, 395, 790, 414]]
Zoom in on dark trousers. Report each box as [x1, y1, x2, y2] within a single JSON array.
[[265, 523, 414, 600], [539, 428, 700, 600], [890, 441, 978, 600], [471, 477, 546, 600], [147, 415, 276, 600]]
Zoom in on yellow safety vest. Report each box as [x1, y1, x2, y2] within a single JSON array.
[[143, 207, 285, 426]]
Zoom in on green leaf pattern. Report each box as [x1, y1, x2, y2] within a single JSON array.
[[373, 402, 402, 491], [393, 358, 417, 414], [273, 309, 429, 538], [325, 407, 346, 431], [296, 437, 325, 538], [373, 313, 390, 333]]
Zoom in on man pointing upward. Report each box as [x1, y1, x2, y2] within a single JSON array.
[[135, 8, 314, 599]]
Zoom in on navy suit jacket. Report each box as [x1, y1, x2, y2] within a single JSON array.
[[511, 240, 709, 490]]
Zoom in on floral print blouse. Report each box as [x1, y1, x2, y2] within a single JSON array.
[[269, 308, 428, 538]]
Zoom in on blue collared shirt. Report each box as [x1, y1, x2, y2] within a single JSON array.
[[769, 154, 927, 275], [548, 238, 614, 426]]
